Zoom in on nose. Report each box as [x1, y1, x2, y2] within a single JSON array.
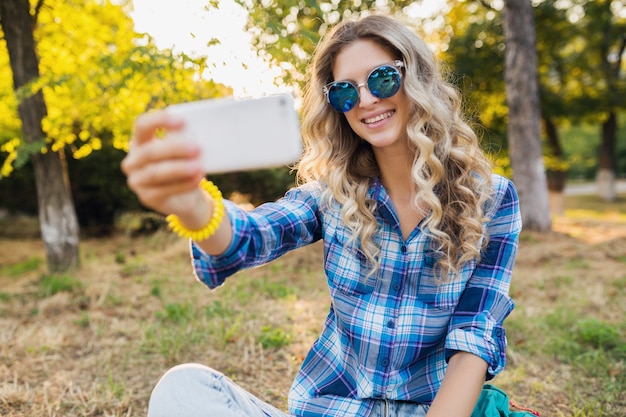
[[357, 83, 379, 107]]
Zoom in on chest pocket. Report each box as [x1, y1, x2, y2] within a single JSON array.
[[323, 227, 376, 295], [416, 249, 473, 309]]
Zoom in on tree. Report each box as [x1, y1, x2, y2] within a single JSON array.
[[445, 0, 570, 215], [443, 1, 508, 150], [502, 0, 551, 231], [582, 0, 626, 201], [0, 0, 229, 270], [446, 0, 626, 206], [237, 0, 555, 230], [0, 0, 80, 272], [235, 0, 420, 92], [534, 0, 582, 215]]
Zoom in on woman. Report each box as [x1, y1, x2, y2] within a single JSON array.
[[122, 14, 522, 417]]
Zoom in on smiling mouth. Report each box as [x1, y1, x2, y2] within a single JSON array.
[[363, 110, 395, 125]]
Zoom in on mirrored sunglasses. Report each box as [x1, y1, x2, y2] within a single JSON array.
[[323, 60, 405, 113]]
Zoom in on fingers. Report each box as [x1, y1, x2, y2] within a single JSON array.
[[132, 110, 184, 145], [122, 148, 205, 215], [121, 108, 201, 180], [123, 109, 187, 171], [121, 135, 201, 177], [132, 174, 206, 214], [126, 156, 202, 189], [121, 109, 206, 214]]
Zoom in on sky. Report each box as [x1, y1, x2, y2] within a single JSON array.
[[129, 0, 281, 97], [128, 0, 447, 97]]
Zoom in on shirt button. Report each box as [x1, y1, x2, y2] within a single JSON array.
[[381, 358, 389, 367], [387, 320, 395, 329], [401, 245, 407, 253], [495, 328, 503, 337], [393, 283, 401, 291]]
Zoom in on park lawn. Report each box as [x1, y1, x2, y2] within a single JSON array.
[[0, 194, 624, 417]]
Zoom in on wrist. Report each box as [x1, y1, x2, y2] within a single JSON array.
[[166, 179, 225, 241]]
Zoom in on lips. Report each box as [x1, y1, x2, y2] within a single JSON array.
[[362, 110, 395, 125]]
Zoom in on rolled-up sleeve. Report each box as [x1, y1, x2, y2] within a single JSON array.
[[191, 183, 323, 289], [445, 177, 522, 378]]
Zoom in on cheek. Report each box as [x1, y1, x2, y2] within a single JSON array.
[[344, 113, 362, 132]]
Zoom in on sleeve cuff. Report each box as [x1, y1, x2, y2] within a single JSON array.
[[445, 322, 508, 379], [191, 200, 251, 289]]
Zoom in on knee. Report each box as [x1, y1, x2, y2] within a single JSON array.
[[148, 363, 222, 417], [157, 363, 221, 386], [152, 363, 222, 394]]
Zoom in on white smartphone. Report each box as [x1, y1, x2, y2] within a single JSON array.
[[163, 94, 302, 174]]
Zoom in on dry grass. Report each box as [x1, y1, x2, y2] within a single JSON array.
[[0, 194, 625, 417]]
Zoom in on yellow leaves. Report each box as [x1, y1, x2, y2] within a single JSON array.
[[1, 152, 17, 177], [544, 154, 570, 173], [78, 130, 90, 141], [72, 134, 102, 159], [1, 138, 21, 154], [73, 144, 92, 159], [0, 138, 20, 178], [489, 152, 513, 178], [0, 0, 231, 172]]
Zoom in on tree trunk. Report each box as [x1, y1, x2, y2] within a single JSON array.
[[594, 0, 624, 202], [597, 111, 617, 201], [502, 0, 552, 232], [0, 0, 80, 272], [544, 117, 567, 216]]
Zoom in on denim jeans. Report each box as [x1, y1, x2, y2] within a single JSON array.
[[147, 363, 429, 417]]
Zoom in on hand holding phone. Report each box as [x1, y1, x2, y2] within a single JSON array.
[[163, 94, 302, 174]]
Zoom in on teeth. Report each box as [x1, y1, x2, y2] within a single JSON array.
[[364, 111, 394, 124]]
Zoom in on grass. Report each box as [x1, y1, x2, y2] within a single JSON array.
[[0, 194, 624, 416], [0, 256, 43, 277]]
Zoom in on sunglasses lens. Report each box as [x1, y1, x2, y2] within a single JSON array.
[[325, 63, 403, 112], [368, 66, 401, 99], [328, 82, 359, 112]]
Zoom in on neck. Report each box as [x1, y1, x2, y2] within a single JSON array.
[[374, 147, 415, 198]]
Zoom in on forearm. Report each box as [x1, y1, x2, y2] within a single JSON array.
[[426, 351, 487, 417], [177, 186, 233, 256], [193, 211, 232, 256]]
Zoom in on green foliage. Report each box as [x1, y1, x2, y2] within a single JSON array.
[[0, 0, 231, 179], [0, 256, 43, 277], [156, 302, 194, 324], [576, 319, 622, 350], [446, 1, 507, 138], [2, 0, 624, 238], [39, 273, 82, 297], [150, 281, 162, 299], [445, 0, 626, 180], [509, 306, 625, 370], [236, 0, 419, 91], [204, 300, 236, 318], [258, 325, 292, 349], [251, 276, 296, 300]]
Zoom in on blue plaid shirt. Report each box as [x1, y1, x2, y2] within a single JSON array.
[[192, 174, 521, 417]]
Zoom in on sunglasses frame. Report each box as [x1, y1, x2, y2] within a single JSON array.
[[323, 60, 405, 112]]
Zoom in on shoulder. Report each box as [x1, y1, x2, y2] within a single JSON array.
[[488, 174, 518, 206], [490, 174, 517, 196], [485, 174, 521, 229], [283, 181, 324, 204]]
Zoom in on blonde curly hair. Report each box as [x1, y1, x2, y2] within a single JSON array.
[[296, 15, 493, 281]]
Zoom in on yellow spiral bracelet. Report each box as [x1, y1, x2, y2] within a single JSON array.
[[166, 179, 225, 241]]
